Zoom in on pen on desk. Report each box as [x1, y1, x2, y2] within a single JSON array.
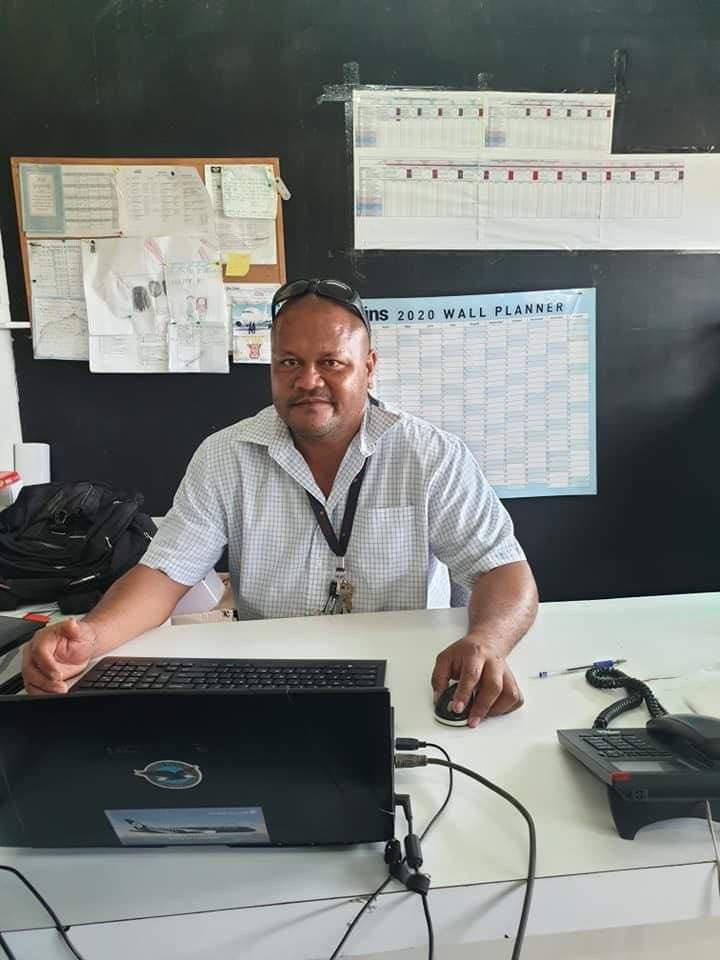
[[534, 658, 626, 679]]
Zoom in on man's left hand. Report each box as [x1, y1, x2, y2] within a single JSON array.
[[431, 635, 524, 728]]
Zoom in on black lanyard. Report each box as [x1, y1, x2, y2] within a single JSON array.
[[305, 460, 369, 557]]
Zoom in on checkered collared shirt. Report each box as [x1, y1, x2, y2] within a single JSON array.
[[141, 402, 525, 619]]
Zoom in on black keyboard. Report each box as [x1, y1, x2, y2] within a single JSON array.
[[76, 657, 386, 692]]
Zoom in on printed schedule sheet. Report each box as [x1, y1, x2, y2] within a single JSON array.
[[365, 288, 596, 498]]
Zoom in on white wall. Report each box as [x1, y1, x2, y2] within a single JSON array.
[[0, 230, 22, 469], [0, 332, 22, 469]]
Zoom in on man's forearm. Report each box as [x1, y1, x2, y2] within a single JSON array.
[[466, 560, 538, 654], [82, 564, 190, 657]]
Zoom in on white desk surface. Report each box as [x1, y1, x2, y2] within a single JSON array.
[[2, 593, 720, 957]]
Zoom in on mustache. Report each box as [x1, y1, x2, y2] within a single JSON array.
[[290, 392, 333, 405]]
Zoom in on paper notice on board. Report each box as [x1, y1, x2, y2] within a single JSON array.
[[220, 165, 278, 219], [89, 334, 168, 374], [20, 164, 121, 237], [118, 166, 215, 236], [82, 235, 228, 373], [157, 235, 225, 326], [227, 282, 278, 364], [32, 298, 89, 361], [28, 240, 84, 299], [204, 165, 277, 264], [28, 239, 88, 360], [81, 237, 167, 337], [168, 322, 229, 373]]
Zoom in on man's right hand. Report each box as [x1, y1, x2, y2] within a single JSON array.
[[22, 618, 97, 695]]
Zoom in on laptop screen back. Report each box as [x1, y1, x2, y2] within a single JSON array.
[[0, 688, 394, 848]]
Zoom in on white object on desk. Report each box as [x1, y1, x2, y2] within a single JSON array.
[[171, 569, 225, 616], [13, 442, 50, 486]]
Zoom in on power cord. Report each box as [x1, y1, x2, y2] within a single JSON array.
[[0, 865, 86, 960], [328, 741, 453, 960], [396, 749, 536, 960]]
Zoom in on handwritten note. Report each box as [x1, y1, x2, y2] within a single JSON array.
[[221, 165, 277, 219]]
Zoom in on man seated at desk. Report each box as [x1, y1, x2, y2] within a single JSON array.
[[22, 279, 538, 727]]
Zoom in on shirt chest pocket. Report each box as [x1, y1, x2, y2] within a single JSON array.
[[347, 505, 426, 612]]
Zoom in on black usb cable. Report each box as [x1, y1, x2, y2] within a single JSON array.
[[328, 741, 453, 960], [396, 745, 536, 960], [0, 865, 86, 960]]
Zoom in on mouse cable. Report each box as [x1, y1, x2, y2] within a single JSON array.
[[0, 865, 87, 960], [585, 666, 667, 729], [705, 801, 720, 899], [327, 742, 453, 960], [396, 753, 536, 960]]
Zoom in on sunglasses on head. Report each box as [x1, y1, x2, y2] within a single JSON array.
[[271, 278, 371, 341]]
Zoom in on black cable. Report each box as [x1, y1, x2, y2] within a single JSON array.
[[395, 794, 434, 960], [327, 742, 453, 960], [0, 865, 87, 960], [585, 666, 667, 729], [421, 893, 434, 960], [418, 743, 453, 841], [425, 758, 535, 960], [0, 932, 17, 960]]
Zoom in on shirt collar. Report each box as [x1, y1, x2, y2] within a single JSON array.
[[233, 400, 400, 452], [232, 401, 401, 503]]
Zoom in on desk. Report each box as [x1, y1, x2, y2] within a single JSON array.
[[1, 594, 720, 958]]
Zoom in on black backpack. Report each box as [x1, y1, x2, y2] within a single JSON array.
[[0, 481, 157, 614]]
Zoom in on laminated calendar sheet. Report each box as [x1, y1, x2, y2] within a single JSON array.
[[365, 287, 596, 498], [19, 164, 121, 237]]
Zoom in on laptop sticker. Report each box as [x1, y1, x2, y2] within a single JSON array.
[[105, 807, 271, 845], [132, 760, 203, 790]]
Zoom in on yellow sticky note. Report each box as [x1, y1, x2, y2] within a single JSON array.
[[226, 252, 251, 277]]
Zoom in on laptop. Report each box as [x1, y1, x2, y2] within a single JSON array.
[[0, 687, 394, 848]]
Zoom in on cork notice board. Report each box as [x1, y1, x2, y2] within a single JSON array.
[[10, 155, 287, 326]]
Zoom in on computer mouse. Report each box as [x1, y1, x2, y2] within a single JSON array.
[[434, 682, 473, 727], [646, 713, 720, 760]]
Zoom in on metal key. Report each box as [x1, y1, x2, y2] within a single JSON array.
[[339, 579, 354, 614]]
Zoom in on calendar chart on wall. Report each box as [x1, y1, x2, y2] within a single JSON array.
[[353, 89, 720, 250], [365, 287, 596, 499]]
